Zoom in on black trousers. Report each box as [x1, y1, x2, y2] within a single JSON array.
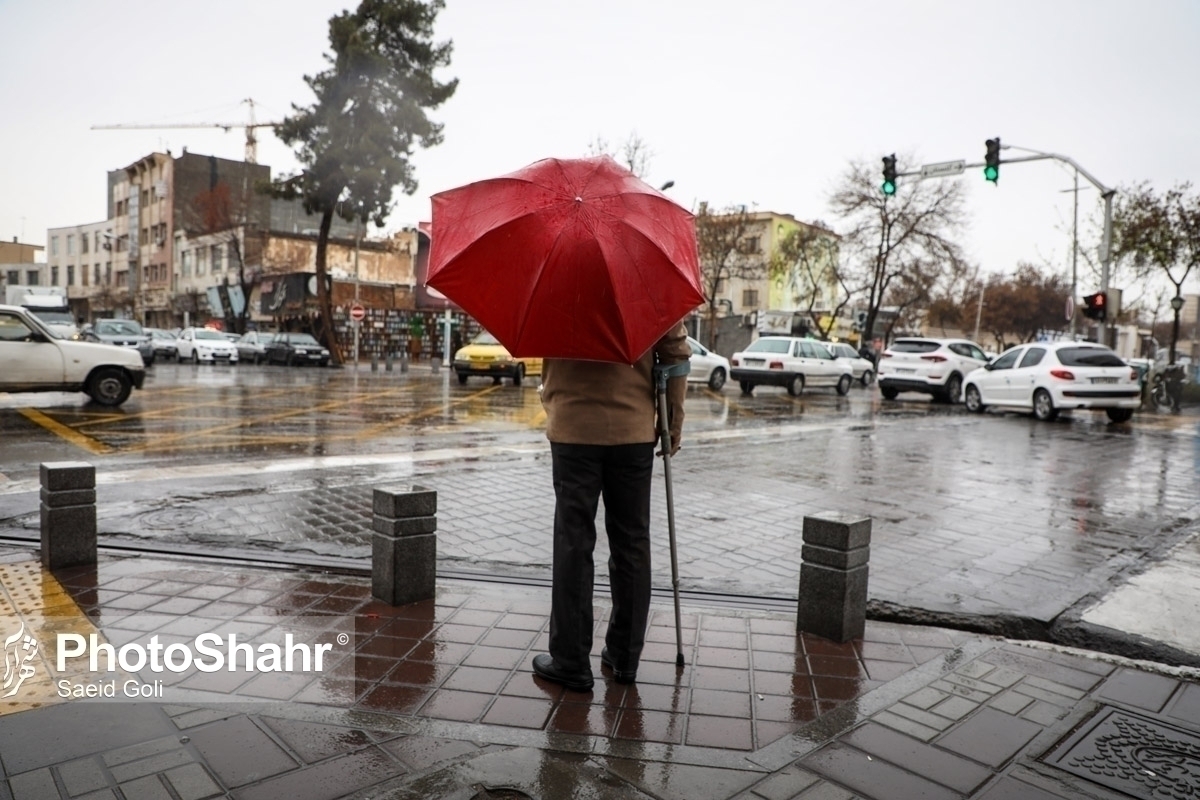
[[548, 442, 654, 673]]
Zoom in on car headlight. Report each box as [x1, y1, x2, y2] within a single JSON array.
[[320, 349, 330, 356]]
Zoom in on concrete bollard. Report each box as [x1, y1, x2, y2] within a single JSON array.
[[40, 462, 97, 570], [431, 356, 441, 373], [796, 512, 871, 642], [370, 353, 379, 372], [399, 350, 409, 374], [372, 485, 437, 606], [385, 352, 394, 372]]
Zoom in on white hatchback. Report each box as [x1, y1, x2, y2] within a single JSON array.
[[175, 327, 240, 364], [686, 337, 731, 390], [962, 341, 1141, 423], [826, 341, 876, 385]]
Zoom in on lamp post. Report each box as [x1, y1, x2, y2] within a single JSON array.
[[1170, 294, 1185, 365]]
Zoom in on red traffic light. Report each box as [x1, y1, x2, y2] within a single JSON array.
[[1082, 291, 1107, 321]]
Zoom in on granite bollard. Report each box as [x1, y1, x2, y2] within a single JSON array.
[[796, 512, 871, 642], [40, 461, 97, 570], [372, 485, 437, 605]]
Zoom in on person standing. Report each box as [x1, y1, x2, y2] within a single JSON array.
[[531, 321, 690, 691]]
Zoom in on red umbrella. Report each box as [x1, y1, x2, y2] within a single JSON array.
[[426, 155, 704, 364]]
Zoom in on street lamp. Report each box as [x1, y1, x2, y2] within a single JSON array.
[[1170, 294, 1185, 365]]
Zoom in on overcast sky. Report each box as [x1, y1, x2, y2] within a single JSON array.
[[2, 0, 1197, 298]]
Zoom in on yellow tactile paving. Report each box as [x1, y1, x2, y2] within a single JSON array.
[[0, 557, 104, 716]]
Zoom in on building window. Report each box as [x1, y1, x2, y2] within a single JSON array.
[[27, 270, 39, 285], [226, 241, 237, 268], [742, 289, 759, 308], [181, 251, 192, 278], [94, 265, 101, 285], [5, 270, 18, 285], [81, 265, 89, 287], [81, 234, 89, 255], [66, 235, 75, 256], [67, 266, 75, 286], [196, 248, 207, 276], [211, 244, 222, 272], [742, 236, 760, 254], [50, 236, 59, 257], [715, 278, 727, 295]]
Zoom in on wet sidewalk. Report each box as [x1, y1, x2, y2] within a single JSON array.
[[1, 546, 1198, 799]]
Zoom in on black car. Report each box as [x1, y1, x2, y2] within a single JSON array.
[[264, 332, 331, 366]]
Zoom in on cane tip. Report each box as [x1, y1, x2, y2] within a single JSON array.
[[676, 653, 685, 668]]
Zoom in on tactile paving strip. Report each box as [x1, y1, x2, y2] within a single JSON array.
[[0, 557, 102, 715]]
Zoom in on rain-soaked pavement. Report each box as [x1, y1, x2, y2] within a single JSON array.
[[3, 362, 1200, 799], [2, 361, 1199, 662]]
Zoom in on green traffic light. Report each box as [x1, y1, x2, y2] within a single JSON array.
[[984, 165, 998, 183], [882, 181, 896, 196]]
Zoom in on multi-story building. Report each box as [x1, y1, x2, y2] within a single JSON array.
[[44, 221, 116, 321], [0, 238, 44, 266]]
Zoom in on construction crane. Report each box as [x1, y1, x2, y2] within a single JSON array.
[[92, 98, 283, 164]]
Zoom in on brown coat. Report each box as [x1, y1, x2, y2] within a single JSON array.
[[541, 322, 690, 446]]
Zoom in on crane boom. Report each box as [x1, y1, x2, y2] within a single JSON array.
[[92, 99, 281, 164]]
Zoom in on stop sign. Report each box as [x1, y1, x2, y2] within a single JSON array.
[[350, 303, 365, 321]]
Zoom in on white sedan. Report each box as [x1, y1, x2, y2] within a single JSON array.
[[175, 327, 240, 365], [962, 341, 1140, 423], [686, 337, 730, 390], [826, 341, 875, 385]]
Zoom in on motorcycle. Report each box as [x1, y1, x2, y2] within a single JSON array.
[[1150, 363, 1187, 414]]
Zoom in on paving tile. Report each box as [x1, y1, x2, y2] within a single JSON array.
[[929, 694, 979, 721], [185, 716, 297, 788], [109, 750, 193, 783], [903, 687, 951, 710], [1020, 700, 1067, 727], [935, 708, 1044, 768], [546, 702, 615, 736], [802, 742, 960, 800], [690, 688, 751, 718], [381, 737, 486, 771], [9, 768, 60, 800], [417, 689, 493, 723], [685, 714, 753, 750], [117, 775, 172, 800], [747, 765, 821, 800], [162, 763, 223, 800], [873, 710, 940, 742], [232, 748, 401, 800], [1166, 682, 1200, 727], [480, 696, 552, 729], [989, 690, 1034, 716], [57, 757, 108, 796], [973, 776, 1073, 799], [986, 649, 1106, 691], [842, 722, 991, 794], [794, 783, 857, 799], [1097, 668, 1180, 713], [612, 709, 684, 744]]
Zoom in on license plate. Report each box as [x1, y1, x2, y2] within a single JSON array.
[[895, 368, 916, 374], [1091, 377, 1117, 384], [746, 359, 765, 366]]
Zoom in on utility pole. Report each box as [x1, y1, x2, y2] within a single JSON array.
[[973, 281, 984, 343]]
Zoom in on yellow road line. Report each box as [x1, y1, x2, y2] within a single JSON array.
[[18, 409, 112, 455], [353, 384, 503, 440]]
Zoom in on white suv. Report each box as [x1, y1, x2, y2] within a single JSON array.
[[730, 336, 854, 396], [877, 337, 990, 403], [0, 304, 146, 406]]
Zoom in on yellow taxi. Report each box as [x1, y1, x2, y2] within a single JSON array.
[[452, 330, 542, 386]]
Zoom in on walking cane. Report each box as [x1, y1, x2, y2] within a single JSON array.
[[653, 360, 690, 668]]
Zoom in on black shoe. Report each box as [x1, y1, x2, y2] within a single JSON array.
[[532, 654, 594, 691], [600, 647, 637, 684]]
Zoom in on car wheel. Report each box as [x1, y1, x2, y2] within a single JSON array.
[[860, 369, 874, 386], [457, 372, 468, 385], [787, 374, 805, 397], [1033, 388, 1058, 421], [835, 374, 852, 396], [964, 384, 986, 413], [191, 351, 200, 365], [739, 380, 754, 395], [286, 353, 294, 367], [708, 367, 727, 391], [85, 368, 132, 407], [1106, 407, 1134, 424], [880, 386, 899, 400], [943, 373, 963, 404], [513, 362, 525, 387]]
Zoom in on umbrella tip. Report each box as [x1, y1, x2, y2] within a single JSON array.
[[575, 196, 583, 203]]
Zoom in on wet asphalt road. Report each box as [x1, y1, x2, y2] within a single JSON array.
[[2, 360, 1199, 659]]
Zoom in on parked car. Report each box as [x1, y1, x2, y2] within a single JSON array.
[[877, 337, 990, 403], [81, 318, 155, 366], [145, 327, 179, 361], [175, 327, 240, 364], [235, 331, 273, 364], [0, 304, 145, 406], [264, 332, 331, 366], [452, 330, 540, 385], [730, 336, 853, 396], [826, 341, 875, 385], [686, 336, 730, 390], [963, 341, 1141, 423]]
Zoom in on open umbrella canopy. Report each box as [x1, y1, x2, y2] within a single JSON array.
[[427, 155, 704, 364]]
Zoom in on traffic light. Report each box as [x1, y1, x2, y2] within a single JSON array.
[[1082, 291, 1107, 321], [984, 138, 1001, 183], [881, 154, 897, 196]]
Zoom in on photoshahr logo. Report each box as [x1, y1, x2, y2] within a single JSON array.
[[3, 622, 39, 698]]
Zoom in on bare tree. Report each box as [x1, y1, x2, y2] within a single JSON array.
[[829, 156, 970, 343], [587, 131, 653, 179], [694, 203, 762, 348], [190, 182, 263, 334]]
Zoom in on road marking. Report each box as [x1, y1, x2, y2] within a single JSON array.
[[17, 408, 112, 455]]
